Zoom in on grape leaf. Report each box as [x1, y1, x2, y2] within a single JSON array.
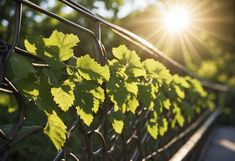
[[159, 118, 168, 136], [9, 54, 36, 81], [44, 30, 79, 61], [75, 81, 104, 126], [189, 78, 207, 97], [90, 86, 105, 113], [173, 85, 185, 99], [127, 95, 139, 114], [24, 35, 66, 84], [51, 80, 75, 112], [112, 45, 146, 77], [172, 104, 185, 128], [138, 83, 156, 109], [109, 110, 124, 134], [77, 55, 110, 84], [43, 111, 67, 151], [35, 74, 57, 112], [142, 59, 171, 81], [147, 123, 158, 139], [163, 99, 171, 110], [173, 75, 190, 88], [76, 106, 93, 126], [182, 101, 194, 121], [147, 111, 158, 139], [125, 82, 138, 96], [107, 76, 128, 112], [0, 94, 17, 113]]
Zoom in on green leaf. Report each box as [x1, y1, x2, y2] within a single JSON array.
[[44, 58, 65, 85], [142, 59, 171, 81], [77, 55, 110, 84], [43, 111, 67, 151], [125, 82, 138, 96], [107, 76, 128, 112], [67, 57, 83, 82], [127, 95, 139, 114], [76, 106, 93, 126], [173, 75, 190, 88], [112, 45, 139, 65], [75, 81, 105, 126], [172, 104, 185, 128], [44, 30, 79, 61], [35, 74, 57, 111], [112, 45, 146, 77], [112, 119, 124, 134], [138, 83, 157, 109], [9, 54, 36, 81], [142, 59, 166, 74], [51, 80, 75, 112], [163, 99, 171, 110], [189, 78, 207, 97], [0, 94, 17, 113], [24, 35, 66, 84], [154, 93, 165, 113], [159, 118, 168, 136], [24, 39, 37, 55], [0, 94, 10, 106], [24, 36, 45, 56], [109, 111, 124, 134], [90, 86, 105, 113], [182, 101, 194, 121], [174, 85, 185, 99], [147, 123, 158, 139], [147, 111, 158, 139]]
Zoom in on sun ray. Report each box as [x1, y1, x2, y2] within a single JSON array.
[[155, 31, 171, 49], [180, 30, 202, 61], [186, 29, 212, 53], [146, 26, 165, 40], [194, 16, 234, 24], [191, 25, 235, 45]]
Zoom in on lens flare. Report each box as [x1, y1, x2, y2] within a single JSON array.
[[164, 6, 191, 32]]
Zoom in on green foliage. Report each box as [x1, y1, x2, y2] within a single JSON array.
[[43, 111, 67, 150], [0, 94, 17, 113], [5, 30, 215, 151], [107, 46, 142, 115], [147, 111, 159, 139], [9, 54, 36, 81]]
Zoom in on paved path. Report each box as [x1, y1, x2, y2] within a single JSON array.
[[202, 126, 235, 161]]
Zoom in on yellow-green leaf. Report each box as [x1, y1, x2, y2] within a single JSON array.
[[147, 123, 158, 139], [159, 118, 168, 136], [51, 80, 75, 111], [24, 39, 37, 55], [109, 111, 124, 134], [76, 106, 93, 126], [174, 85, 185, 99], [127, 95, 139, 114], [43, 111, 67, 151], [112, 119, 124, 134], [77, 55, 110, 84], [44, 30, 79, 61], [163, 99, 171, 110]]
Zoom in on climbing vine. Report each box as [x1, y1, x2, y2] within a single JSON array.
[[5, 30, 214, 150]]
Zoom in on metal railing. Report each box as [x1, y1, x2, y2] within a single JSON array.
[[0, 0, 228, 161]]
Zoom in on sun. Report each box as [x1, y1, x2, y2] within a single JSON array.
[[164, 6, 191, 33]]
